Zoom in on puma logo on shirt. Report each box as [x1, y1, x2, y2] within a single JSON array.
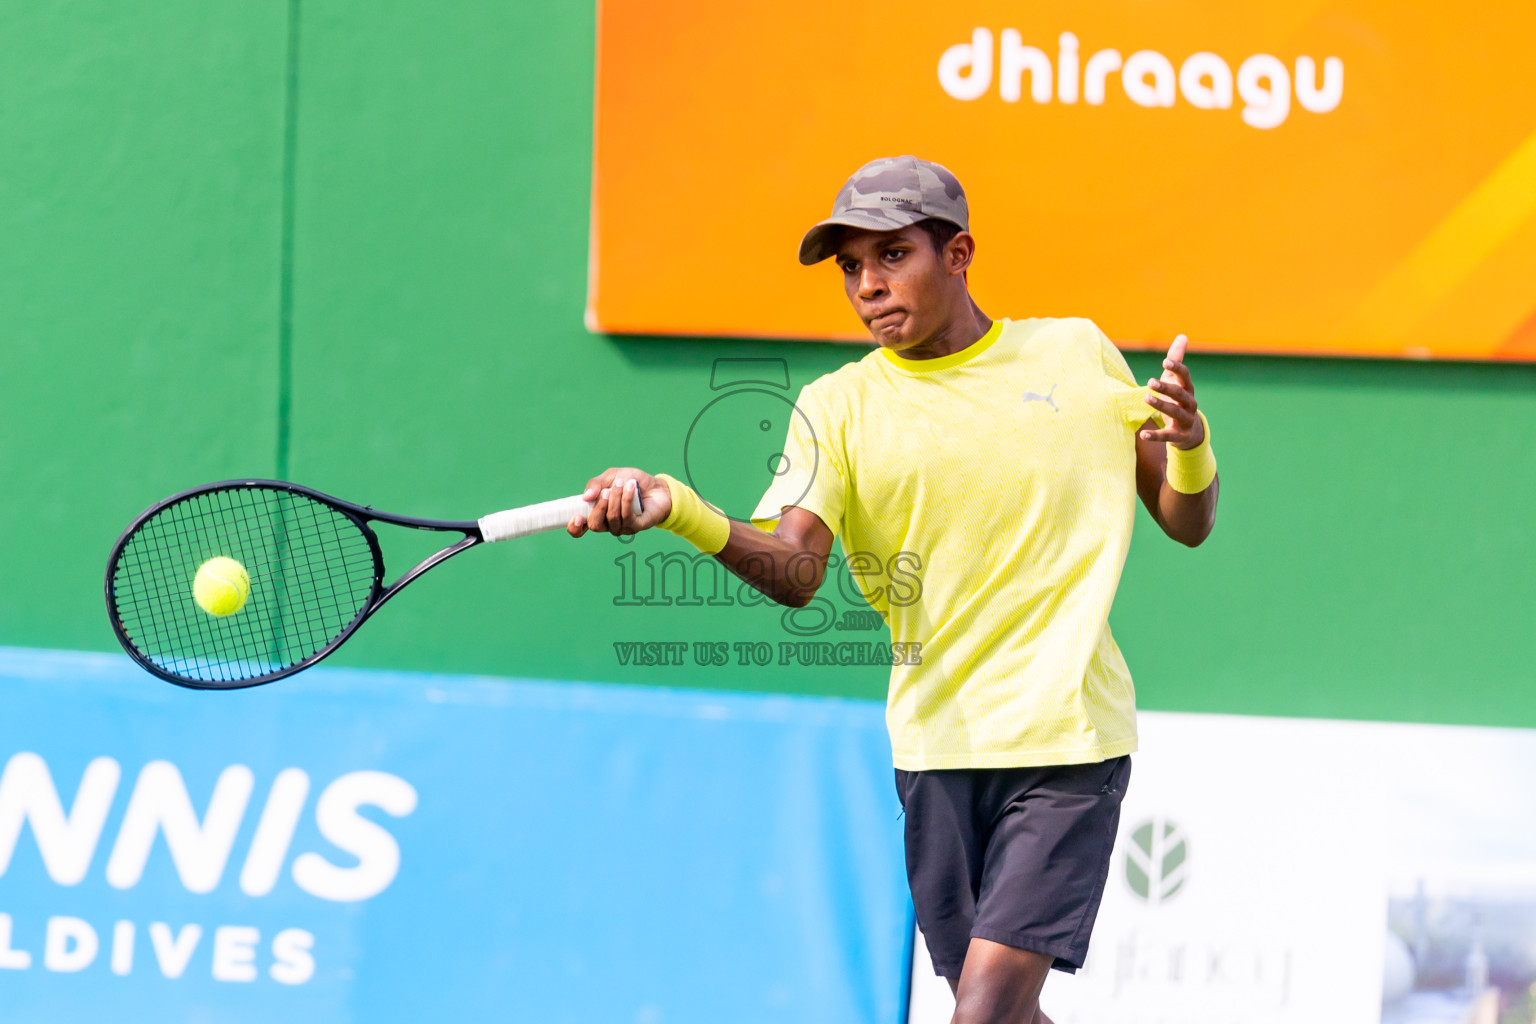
[[1022, 383, 1059, 411]]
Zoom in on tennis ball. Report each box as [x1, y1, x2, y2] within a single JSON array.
[[193, 556, 250, 617]]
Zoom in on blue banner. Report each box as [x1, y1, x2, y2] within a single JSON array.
[[0, 648, 908, 1023]]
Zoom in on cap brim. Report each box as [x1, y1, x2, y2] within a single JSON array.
[[797, 208, 928, 265]]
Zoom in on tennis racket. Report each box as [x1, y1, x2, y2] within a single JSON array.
[[104, 478, 641, 690]]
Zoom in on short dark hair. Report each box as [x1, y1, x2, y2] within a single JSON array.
[[916, 217, 963, 254]]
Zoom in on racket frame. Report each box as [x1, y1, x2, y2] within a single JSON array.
[[105, 478, 484, 691]]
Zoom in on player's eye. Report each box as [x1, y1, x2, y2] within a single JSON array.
[[884, 247, 906, 262], [838, 260, 858, 274]]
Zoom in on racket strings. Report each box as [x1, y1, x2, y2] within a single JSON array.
[[110, 487, 379, 685]]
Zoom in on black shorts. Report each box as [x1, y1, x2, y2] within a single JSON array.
[[895, 756, 1131, 977]]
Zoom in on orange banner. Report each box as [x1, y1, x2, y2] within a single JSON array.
[[589, 2, 1536, 361]]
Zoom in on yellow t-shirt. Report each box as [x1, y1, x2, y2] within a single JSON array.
[[751, 317, 1153, 770]]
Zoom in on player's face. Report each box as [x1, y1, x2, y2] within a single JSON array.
[[834, 225, 958, 351]]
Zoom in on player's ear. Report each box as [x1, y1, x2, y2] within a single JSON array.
[[946, 231, 976, 276]]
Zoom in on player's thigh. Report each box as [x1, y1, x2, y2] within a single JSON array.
[[895, 767, 988, 978], [971, 757, 1131, 971]]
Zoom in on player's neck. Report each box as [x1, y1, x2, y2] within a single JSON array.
[[895, 298, 992, 361]]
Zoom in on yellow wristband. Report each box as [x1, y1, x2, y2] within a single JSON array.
[[1166, 411, 1217, 494], [654, 473, 731, 555]]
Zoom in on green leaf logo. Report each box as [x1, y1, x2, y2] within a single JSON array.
[[1125, 818, 1188, 904]]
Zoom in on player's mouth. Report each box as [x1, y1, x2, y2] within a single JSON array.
[[868, 309, 906, 329]]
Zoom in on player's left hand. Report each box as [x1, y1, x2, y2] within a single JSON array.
[[1140, 334, 1206, 450]]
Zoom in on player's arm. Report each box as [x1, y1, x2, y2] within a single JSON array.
[[1134, 336, 1219, 547], [567, 469, 835, 607], [710, 508, 835, 608]]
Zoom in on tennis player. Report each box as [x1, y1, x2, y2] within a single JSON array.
[[571, 155, 1219, 1024]]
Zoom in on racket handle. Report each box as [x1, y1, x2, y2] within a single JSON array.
[[478, 483, 644, 543]]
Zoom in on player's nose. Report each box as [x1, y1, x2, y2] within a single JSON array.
[[857, 267, 886, 301]]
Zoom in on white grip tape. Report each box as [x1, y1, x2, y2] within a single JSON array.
[[478, 483, 643, 543]]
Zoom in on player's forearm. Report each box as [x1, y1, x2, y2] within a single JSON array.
[[642, 475, 831, 606], [1156, 476, 1218, 547], [713, 521, 828, 608]]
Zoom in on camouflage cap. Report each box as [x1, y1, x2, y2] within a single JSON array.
[[798, 155, 969, 265]]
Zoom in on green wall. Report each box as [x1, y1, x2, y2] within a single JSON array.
[[3, 1, 1532, 729]]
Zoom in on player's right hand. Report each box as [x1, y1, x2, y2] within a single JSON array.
[[569, 468, 673, 538]]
